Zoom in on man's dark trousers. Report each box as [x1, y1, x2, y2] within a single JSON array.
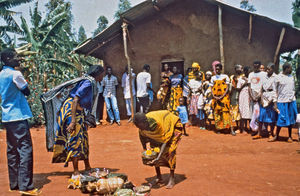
[[4, 120, 34, 191]]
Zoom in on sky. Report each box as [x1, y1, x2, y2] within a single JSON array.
[[5, 0, 295, 38]]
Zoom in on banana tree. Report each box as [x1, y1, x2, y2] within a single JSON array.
[[0, 0, 34, 44]]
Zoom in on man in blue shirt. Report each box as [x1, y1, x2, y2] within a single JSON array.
[[0, 48, 40, 195]]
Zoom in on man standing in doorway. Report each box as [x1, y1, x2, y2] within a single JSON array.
[[101, 66, 121, 125], [136, 64, 155, 113]]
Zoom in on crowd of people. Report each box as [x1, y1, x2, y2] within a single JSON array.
[[0, 47, 299, 194], [96, 60, 299, 143]]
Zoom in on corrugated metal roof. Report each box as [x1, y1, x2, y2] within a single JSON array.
[[75, 0, 300, 56]]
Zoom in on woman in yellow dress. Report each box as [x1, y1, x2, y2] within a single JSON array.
[[211, 63, 236, 135], [133, 110, 183, 189]]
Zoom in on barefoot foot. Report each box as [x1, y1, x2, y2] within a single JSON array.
[[165, 179, 175, 189]]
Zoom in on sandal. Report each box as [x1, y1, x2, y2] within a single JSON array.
[[268, 136, 278, 142], [19, 188, 41, 196], [252, 135, 262, 140]]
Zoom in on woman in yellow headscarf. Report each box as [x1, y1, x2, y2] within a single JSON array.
[[133, 110, 183, 189], [188, 62, 205, 82]]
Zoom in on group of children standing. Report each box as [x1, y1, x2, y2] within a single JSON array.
[[169, 60, 299, 142]]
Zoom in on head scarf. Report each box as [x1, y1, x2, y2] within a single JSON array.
[[211, 61, 221, 75], [192, 62, 200, 71], [206, 71, 212, 76]]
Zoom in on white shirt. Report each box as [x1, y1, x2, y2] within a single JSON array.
[[276, 73, 296, 103], [261, 73, 277, 107], [262, 73, 277, 92], [13, 70, 28, 90], [188, 79, 202, 95], [121, 72, 136, 99], [211, 74, 230, 84], [248, 71, 267, 93], [136, 71, 151, 97]]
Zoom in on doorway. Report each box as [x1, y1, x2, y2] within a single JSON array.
[[161, 59, 185, 76]]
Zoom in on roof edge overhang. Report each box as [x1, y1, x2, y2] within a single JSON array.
[[74, 0, 300, 58]]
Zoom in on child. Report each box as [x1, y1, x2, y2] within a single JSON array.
[[236, 66, 252, 133], [187, 73, 202, 126], [230, 65, 243, 133], [203, 71, 214, 130], [197, 92, 206, 130], [176, 97, 189, 136], [259, 63, 278, 138], [248, 61, 267, 139]]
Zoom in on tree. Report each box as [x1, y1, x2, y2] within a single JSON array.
[[93, 15, 108, 36], [114, 0, 132, 20], [78, 25, 87, 43], [0, 0, 34, 44], [292, 0, 300, 28], [240, 0, 256, 12], [45, 0, 74, 36]]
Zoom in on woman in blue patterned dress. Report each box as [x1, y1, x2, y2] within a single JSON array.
[[52, 65, 104, 175]]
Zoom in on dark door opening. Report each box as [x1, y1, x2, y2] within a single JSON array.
[[161, 60, 185, 76]]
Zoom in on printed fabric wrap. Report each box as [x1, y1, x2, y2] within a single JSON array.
[[52, 97, 89, 165], [139, 110, 183, 169]]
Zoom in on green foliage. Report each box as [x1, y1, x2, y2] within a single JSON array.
[[282, 51, 300, 111], [0, 0, 34, 47], [292, 0, 300, 28], [0, 1, 99, 127], [45, 0, 74, 36], [240, 0, 256, 12], [78, 25, 87, 43], [93, 15, 108, 36], [114, 0, 132, 20]]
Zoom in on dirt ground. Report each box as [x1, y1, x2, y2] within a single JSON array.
[[0, 121, 300, 196]]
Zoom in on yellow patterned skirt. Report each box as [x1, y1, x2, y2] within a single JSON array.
[[156, 126, 183, 170], [230, 105, 241, 121], [212, 94, 233, 130], [168, 86, 183, 112], [52, 97, 89, 166]]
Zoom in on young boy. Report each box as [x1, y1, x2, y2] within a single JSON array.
[[248, 61, 267, 139], [176, 97, 189, 136]]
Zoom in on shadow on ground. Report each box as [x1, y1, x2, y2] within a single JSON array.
[[144, 173, 186, 189]]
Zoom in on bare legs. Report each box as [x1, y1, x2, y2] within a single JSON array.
[[183, 124, 188, 136], [153, 167, 175, 189], [154, 166, 163, 184], [72, 158, 91, 175], [269, 125, 293, 142], [166, 169, 175, 189]]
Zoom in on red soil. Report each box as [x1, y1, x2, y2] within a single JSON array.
[[0, 122, 300, 196]]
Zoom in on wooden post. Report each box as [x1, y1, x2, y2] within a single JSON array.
[[273, 27, 286, 64], [218, 5, 225, 73], [248, 14, 253, 43], [122, 22, 135, 118]]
